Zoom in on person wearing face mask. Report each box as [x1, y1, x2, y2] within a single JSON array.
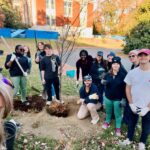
[[76, 50, 93, 86], [5, 45, 29, 103], [101, 57, 127, 136], [41, 44, 63, 105], [77, 75, 101, 125]]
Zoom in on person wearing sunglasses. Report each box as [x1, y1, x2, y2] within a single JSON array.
[[0, 76, 13, 149], [77, 75, 101, 124], [128, 50, 139, 70], [121, 49, 150, 150], [5, 45, 29, 103], [122, 50, 139, 125]]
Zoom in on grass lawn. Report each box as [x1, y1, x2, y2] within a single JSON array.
[[0, 38, 149, 149]]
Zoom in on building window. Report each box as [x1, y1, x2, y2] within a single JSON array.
[[46, 0, 56, 26], [46, 0, 55, 9], [64, 0, 72, 17]]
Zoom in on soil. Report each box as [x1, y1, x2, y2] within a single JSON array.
[[12, 96, 104, 141]]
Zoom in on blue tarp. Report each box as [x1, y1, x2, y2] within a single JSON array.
[[0, 28, 59, 40]]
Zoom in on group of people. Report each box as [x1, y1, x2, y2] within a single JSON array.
[[76, 49, 150, 150], [0, 42, 150, 149], [4, 42, 63, 106]]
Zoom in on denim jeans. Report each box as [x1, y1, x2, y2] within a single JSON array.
[[45, 77, 60, 101], [127, 107, 150, 144], [11, 76, 27, 101]]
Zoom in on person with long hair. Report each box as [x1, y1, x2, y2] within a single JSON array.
[[0, 75, 13, 149], [101, 57, 127, 136], [23, 46, 32, 74], [90, 51, 107, 105]]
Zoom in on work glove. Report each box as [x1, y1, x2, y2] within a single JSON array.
[[23, 72, 28, 77], [129, 103, 137, 114], [101, 79, 107, 85], [10, 54, 16, 61], [137, 107, 150, 117], [42, 79, 46, 85], [89, 93, 99, 100]]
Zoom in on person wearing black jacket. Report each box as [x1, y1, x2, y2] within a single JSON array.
[[77, 75, 101, 124], [41, 44, 62, 105], [101, 56, 127, 136], [90, 51, 107, 104], [5, 45, 29, 102], [76, 50, 93, 86]]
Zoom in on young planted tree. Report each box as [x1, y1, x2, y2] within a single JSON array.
[[52, 0, 94, 98]]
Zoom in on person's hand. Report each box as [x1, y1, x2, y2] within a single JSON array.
[[23, 72, 28, 77], [10, 54, 16, 61], [101, 79, 107, 85], [76, 80, 79, 87], [129, 103, 137, 113], [89, 93, 99, 100], [77, 98, 84, 105], [35, 56, 40, 63], [42, 79, 46, 85], [138, 107, 150, 116]]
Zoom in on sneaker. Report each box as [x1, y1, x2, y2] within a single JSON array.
[[102, 122, 110, 129], [46, 101, 52, 106], [115, 128, 121, 136], [61, 100, 65, 104], [119, 138, 131, 146], [91, 117, 99, 125], [138, 142, 145, 150], [54, 99, 61, 103], [22, 100, 30, 106]]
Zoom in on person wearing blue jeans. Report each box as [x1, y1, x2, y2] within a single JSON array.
[[121, 49, 150, 150]]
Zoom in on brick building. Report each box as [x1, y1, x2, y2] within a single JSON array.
[[12, 0, 95, 37]]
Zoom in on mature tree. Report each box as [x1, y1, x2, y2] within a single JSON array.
[[94, 0, 143, 35], [0, 0, 29, 28], [123, 21, 150, 54]]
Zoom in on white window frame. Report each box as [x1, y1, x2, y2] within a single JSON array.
[[64, 0, 73, 17], [46, 0, 56, 26]]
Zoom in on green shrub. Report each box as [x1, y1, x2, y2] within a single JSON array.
[[123, 21, 150, 54]]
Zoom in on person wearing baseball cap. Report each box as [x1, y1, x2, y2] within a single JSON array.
[[90, 51, 107, 105], [121, 49, 150, 149], [77, 75, 101, 125], [106, 51, 116, 70], [128, 50, 139, 70], [101, 56, 127, 136]]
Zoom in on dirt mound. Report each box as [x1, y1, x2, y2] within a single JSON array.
[[14, 95, 46, 112], [46, 101, 70, 117]]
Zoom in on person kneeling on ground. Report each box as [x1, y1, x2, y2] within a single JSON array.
[[77, 75, 101, 125]]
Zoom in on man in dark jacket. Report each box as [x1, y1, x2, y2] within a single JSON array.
[[41, 44, 62, 105], [5, 45, 29, 102]]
